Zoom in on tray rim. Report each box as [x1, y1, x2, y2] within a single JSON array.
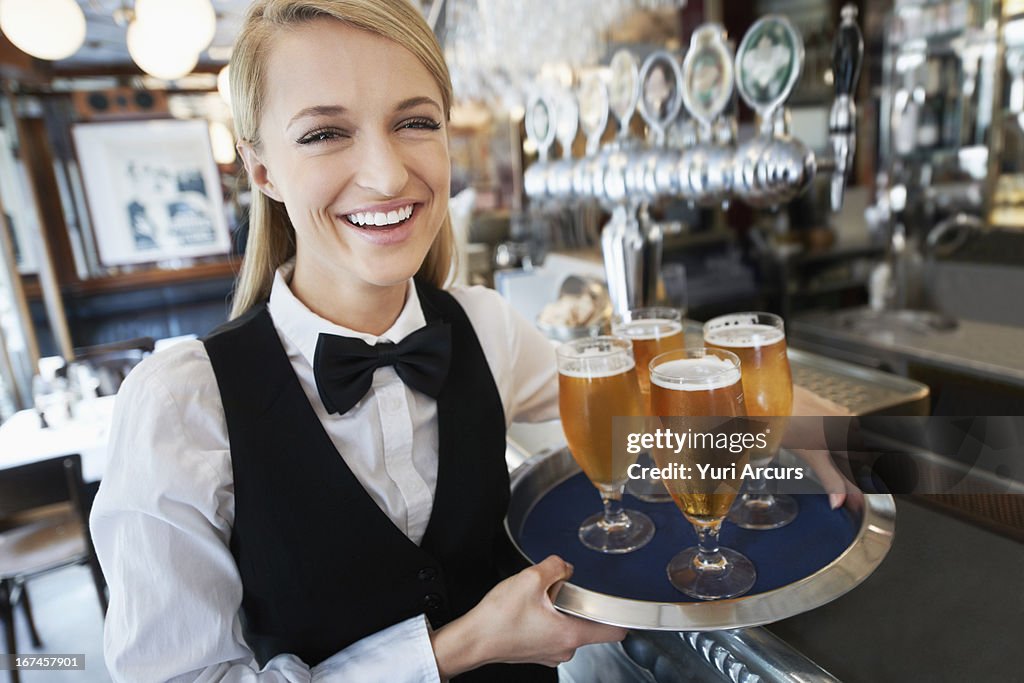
[[505, 448, 897, 631]]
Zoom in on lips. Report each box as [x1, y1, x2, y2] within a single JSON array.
[[341, 202, 420, 246]]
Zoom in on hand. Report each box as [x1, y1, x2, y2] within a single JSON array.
[[430, 555, 627, 678], [789, 448, 864, 513], [788, 386, 862, 511]]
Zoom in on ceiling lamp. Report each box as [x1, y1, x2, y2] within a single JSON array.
[[134, 0, 217, 54], [217, 65, 231, 107], [0, 0, 86, 61], [126, 19, 199, 80], [208, 120, 237, 165]]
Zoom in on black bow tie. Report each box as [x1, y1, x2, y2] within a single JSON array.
[[313, 322, 452, 415]]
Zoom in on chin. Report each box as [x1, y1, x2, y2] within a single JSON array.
[[356, 263, 422, 289]]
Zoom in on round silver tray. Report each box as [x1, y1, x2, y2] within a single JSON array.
[[505, 448, 896, 631]]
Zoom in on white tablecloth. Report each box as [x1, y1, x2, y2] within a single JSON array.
[[0, 395, 115, 482]]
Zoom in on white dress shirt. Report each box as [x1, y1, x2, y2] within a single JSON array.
[[91, 267, 560, 683]]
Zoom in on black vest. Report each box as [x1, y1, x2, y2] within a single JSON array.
[[203, 281, 555, 682]]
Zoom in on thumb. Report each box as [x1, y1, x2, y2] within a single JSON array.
[[533, 555, 574, 589]]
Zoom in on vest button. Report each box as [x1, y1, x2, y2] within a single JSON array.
[[423, 593, 443, 611], [418, 567, 438, 582]]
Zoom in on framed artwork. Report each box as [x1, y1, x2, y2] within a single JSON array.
[[71, 119, 231, 266]]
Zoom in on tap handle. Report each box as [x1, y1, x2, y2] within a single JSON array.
[[833, 4, 863, 101], [828, 4, 863, 210]]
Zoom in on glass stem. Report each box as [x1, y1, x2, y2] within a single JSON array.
[[600, 492, 630, 529], [693, 521, 728, 571], [746, 465, 769, 496]]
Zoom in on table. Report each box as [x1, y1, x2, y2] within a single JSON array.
[[0, 396, 115, 482]]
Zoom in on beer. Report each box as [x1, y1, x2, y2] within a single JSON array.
[[558, 345, 644, 490], [557, 336, 655, 553], [650, 347, 757, 598], [613, 318, 684, 407], [649, 351, 748, 524], [649, 355, 744, 416], [704, 316, 793, 461], [704, 321, 793, 417]]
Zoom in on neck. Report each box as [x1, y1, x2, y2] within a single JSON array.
[[290, 269, 409, 337]]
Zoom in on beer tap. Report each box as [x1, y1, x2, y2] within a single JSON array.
[[572, 72, 610, 202], [631, 50, 684, 306], [600, 49, 645, 315], [732, 14, 814, 208], [678, 23, 736, 207], [829, 4, 864, 211], [546, 87, 579, 202], [522, 90, 557, 203], [519, 7, 865, 308]]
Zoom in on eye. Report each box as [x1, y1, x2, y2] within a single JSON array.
[[296, 128, 347, 145], [399, 117, 442, 131]]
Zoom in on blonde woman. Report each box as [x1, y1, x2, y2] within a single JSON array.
[[91, 1, 625, 680]]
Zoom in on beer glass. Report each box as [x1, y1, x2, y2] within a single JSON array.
[[611, 307, 685, 407], [704, 312, 796, 529], [650, 348, 756, 600], [612, 307, 685, 502], [557, 337, 655, 553]]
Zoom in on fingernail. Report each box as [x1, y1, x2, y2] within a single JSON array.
[[829, 493, 843, 509]]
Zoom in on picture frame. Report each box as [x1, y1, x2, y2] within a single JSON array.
[[71, 119, 231, 267]]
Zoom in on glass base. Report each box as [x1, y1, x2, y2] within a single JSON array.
[[667, 546, 756, 600], [578, 508, 655, 554], [727, 493, 799, 530]]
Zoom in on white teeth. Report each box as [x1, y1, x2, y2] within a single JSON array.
[[346, 205, 415, 227]]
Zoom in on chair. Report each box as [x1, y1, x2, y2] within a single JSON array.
[[73, 337, 155, 396], [0, 455, 107, 683]]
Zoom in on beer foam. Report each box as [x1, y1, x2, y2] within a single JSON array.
[[615, 319, 683, 340], [559, 354, 636, 379], [650, 357, 741, 391], [705, 323, 784, 348]]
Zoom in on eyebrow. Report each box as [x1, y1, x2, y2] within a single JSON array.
[[287, 97, 442, 128]]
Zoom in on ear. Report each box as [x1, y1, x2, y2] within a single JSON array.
[[237, 140, 284, 203]]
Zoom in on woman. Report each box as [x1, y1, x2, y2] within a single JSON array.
[[90, 1, 626, 680]]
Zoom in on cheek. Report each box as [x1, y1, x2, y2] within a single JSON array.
[[414, 140, 451, 191], [281, 161, 340, 209]]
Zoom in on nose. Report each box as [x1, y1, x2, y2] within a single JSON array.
[[352, 131, 409, 198]]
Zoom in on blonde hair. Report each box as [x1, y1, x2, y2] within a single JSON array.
[[229, 0, 455, 319]]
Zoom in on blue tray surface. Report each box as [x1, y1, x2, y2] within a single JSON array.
[[517, 473, 858, 602]]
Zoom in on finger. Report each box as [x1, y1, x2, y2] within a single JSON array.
[[844, 481, 865, 514], [533, 555, 573, 588], [792, 448, 851, 508]]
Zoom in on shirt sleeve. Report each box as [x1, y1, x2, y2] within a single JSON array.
[[90, 345, 441, 683], [453, 286, 560, 425]]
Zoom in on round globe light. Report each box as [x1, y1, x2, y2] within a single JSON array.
[[209, 120, 237, 165], [127, 20, 199, 80], [0, 0, 86, 61], [217, 65, 231, 107], [134, 0, 217, 54]]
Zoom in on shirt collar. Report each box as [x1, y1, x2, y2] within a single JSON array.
[[267, 260, 427, 368]]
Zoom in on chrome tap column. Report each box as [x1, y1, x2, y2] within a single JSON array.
[[521, 5, 865, 313]]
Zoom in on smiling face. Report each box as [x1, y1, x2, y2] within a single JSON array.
[[240, 17, 450, 303]]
